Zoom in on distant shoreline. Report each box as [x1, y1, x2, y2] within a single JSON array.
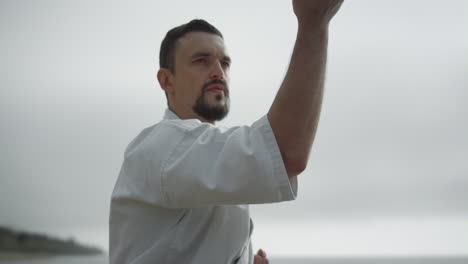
[[0, 226, 104, 257], [0, 252, 54, 260]]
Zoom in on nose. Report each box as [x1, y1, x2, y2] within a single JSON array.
[[209, 61, 225, 80]]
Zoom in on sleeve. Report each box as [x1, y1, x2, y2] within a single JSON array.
[[159, 115, 298, 208]]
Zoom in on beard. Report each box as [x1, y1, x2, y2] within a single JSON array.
[[193, 80, 230, 122]]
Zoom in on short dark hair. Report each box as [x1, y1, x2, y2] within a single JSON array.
[[159, 19, 223, 73]]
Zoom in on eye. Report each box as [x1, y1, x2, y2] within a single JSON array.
[[221, 61, 230, 68], [194, 58, 207, 63]]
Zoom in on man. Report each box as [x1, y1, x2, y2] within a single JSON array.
[[109, 1, 343, 263]]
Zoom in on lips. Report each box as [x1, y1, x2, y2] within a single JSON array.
[[206, 84, 225, 93]]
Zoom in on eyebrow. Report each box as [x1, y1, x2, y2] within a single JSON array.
[[191, 52, 231, 64]]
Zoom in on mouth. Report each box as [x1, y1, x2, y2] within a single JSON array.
[[206, 84, 225, 94]]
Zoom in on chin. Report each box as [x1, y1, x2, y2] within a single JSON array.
[[208, 97, 226, 106]]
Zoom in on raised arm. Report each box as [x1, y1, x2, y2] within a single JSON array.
[[268, 0, 344, 178]]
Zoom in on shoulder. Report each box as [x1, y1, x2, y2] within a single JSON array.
[[122, 119, 235, 156]]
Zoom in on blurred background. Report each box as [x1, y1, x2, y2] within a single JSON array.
[[1, 0, 467, 261]]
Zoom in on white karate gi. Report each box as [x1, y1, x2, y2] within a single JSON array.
[[109, 109, 298, 264]]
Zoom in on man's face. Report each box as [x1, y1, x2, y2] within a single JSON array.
[[171, 32, 231, 122]]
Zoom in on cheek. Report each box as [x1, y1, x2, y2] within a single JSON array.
[[183, 80, 203, 102], [176, 69, 207, 100]]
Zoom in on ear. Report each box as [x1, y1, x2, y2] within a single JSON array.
[[157, 68, 175, 95]]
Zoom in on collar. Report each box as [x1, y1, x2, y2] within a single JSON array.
[[163, 108, 180, 120]]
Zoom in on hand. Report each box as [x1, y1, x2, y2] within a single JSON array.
[[254, 249, 269, 264], [292, 0, 344, 28]]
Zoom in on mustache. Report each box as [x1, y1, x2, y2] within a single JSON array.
[[202, 79, 229, 96]]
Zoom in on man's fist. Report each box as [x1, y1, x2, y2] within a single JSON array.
[[293, 0, 344, 27], [254, 249, 269, 264]]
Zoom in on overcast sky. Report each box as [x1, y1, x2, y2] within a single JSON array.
[[1, 0, 467, 257]]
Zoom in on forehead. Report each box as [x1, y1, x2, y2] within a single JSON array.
[[175, 32, 227, 59]]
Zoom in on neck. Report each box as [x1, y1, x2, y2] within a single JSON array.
[[168, 105, 215, 125]]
